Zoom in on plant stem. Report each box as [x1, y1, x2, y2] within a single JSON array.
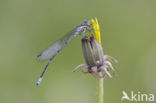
[[97, 77, 104, 103]]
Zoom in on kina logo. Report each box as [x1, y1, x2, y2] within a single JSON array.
[[121, 90, 154, 102]]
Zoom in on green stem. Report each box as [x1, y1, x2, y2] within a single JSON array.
[[97, 77, 104, 103]]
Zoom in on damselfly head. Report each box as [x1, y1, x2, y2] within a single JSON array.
[[84, 20, 90, 26]]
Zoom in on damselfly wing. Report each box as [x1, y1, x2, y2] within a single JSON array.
[[37, 28, 76, 62]]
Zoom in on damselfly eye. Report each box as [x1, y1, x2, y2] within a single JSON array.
[[84, 20, 90, 25]]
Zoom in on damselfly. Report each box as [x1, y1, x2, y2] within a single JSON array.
[[36, 20, 92, 86]]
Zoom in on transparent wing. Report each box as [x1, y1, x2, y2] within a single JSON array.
[[37, 28, 77, 62]]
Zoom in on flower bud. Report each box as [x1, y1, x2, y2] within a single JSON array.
[[81, 36, 104, 69]]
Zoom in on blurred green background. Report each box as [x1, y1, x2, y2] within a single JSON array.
[[0, 0, 156, 103]]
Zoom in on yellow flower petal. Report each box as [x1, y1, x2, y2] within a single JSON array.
[[90, 17, 101, 45]]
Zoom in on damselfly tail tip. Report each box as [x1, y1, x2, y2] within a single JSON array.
[[36, 77, 42, 86]]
